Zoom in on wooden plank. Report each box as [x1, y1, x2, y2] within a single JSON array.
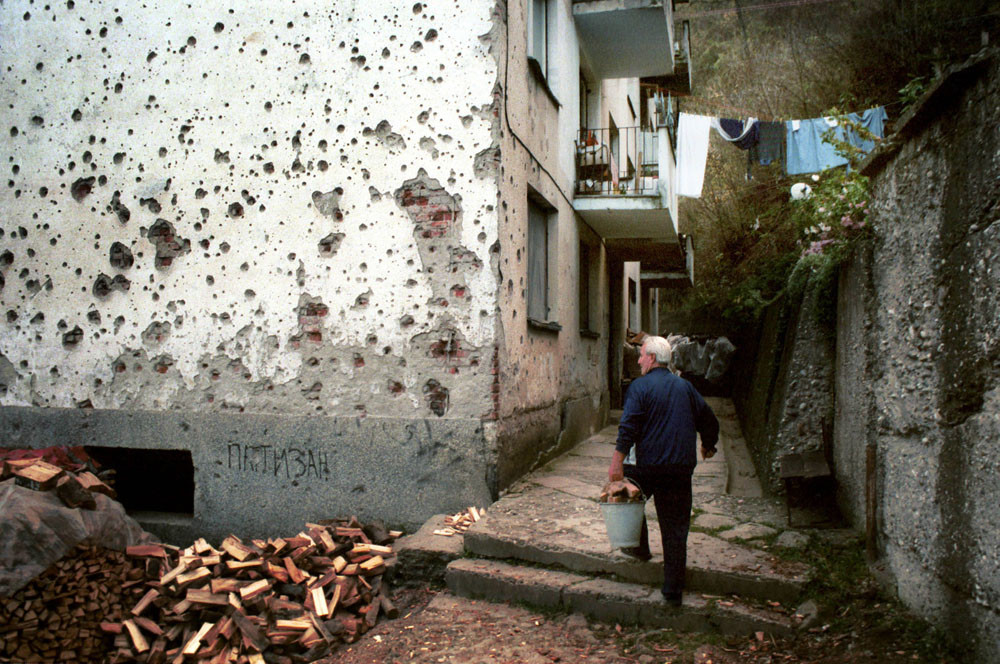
[[221, 536, 257, 562], [283, 557, 306, 584], [159, 561, 189, 586], [310, 587, 328, 617], [225, 559, 263, 571], [182, 621, 214, 655], [230, 610, 269, 652], [126, 544, 168, 558], [326, 584, 341, 619], [210, 578, 250, 594], [238, 579, 271, 601], [131, 588, 160, 616], [175, 567, 211, 589], [123, 619, 150, 653], [274, 618, 311, 631], [12, 460, 65, 489], [186, 588, 229, 606], [76, 471, 116, 498], [133, 616, 164, 636]]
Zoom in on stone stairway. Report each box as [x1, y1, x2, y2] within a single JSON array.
[[397, 398, 818, 638]]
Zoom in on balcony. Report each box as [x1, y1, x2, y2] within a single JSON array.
[[643, 20, 692, 96], [574, 124, 678, 243], [572, 0, 676, 79]]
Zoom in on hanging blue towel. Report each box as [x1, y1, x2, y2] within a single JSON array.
[[754, 122, 784, 166], [845, 107, 888, 154]]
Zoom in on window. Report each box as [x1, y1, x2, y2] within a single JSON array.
[[528, 194, 559, 330], [628, 277, 639, 332], [529, 0, 548, 76]]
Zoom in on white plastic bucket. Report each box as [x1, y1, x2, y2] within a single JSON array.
[[600, 502, 645, 548]]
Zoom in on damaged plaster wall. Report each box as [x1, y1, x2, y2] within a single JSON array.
[[0, 0, 498, 417], [492, 0, 609, 489], [0, 0, 502, 531]]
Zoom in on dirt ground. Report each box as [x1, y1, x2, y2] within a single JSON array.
[[316, 587, 957, 664]]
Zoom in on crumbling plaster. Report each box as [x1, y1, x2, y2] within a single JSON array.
[[0, 0, 502, 420]]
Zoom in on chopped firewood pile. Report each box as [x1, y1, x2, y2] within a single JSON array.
[[106, 518, 401, 663], [599, 480, 644, 503], [1, 447, 116, 509], [432, 506, 485, 536], [1, 517, 404, 664], [0, 543, 134, 662]]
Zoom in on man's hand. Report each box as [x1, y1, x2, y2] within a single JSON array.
[[701, 446, 716, 460], [608, 450, 626, 482]]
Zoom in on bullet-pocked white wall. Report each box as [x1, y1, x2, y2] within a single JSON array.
[[0, 0, 501, 421]]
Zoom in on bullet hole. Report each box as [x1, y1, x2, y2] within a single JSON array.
[[87, 310, 101, 324], [62, 326, 83, 348], [147, 51, 157, 62], [70, 176, 95, 202], [353, 291, 371, 308], [350, 55, 366, 67], [72, 109, 82, 122], [317, 232, 345, 257], [399, 314, 414, 327], [417, 110, 429, 124], [31, 116, 44, 126], [410, 41, 423, 53], [214, 22, 224, 33], [388, 380, 405, 394], [154, 356, 173, 374], [0, 250, 12, 267], [139, 197, 161, 214], [299, 53, 311, 65], [113, 152, 126, 165], [311, 189, 343, 220], [10, 127, 18, 137], [108, 191, 130, 223], [30, 312, 44, 325], [99, 27, 108, 38], [206, 275, 214, 285], [146, 219, 190, 269], [214, 149, 230, 164], [227, 202, 244, 218], [263, 101, 272, 112], [381, 47, 391, 58], [353, 354, 364, 368], [219, 242, 230, 253], [413, 3, 422, 14], [109, 242, 133, 269], [263, 162, 274, 174], [372, 120, 406, 151], [244, 289, 255, 300], [318, 160, 328, 171], [158, 147, 167, 158], [423, 379, 449, 416], [39, 186, 48, 198], [142, 321, 171, 344], [6, 311, 16, 323], [425, 29, 438, 41]]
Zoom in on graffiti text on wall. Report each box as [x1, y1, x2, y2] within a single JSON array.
[[227, 444, 330, 480]]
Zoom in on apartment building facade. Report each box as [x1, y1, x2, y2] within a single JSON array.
[[0, 0, 691, 542]]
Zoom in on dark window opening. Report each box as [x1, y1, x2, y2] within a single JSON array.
[[84, 446, 194, 515]]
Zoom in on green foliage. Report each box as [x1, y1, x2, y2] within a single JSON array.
[[899, 76, 929, 111]]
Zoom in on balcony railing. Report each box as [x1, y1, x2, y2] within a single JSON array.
[[575, 126, 659, 196]]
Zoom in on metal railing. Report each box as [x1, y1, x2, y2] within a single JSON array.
[[575, 126, 659, 195]]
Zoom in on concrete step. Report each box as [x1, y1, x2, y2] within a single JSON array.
[[445, 558, 798, 638], [464, 489, 810, 605]]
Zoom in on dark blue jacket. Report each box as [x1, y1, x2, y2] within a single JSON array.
[[615, 368, 719, 469]]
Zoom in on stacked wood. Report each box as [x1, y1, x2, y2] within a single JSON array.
[[108, 517, 401, 663], [0, 543, 142, 663], [433, 506, 485, 536], [1, 453, 116, 508]]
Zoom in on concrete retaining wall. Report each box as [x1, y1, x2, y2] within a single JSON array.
[[732, 49, 1000, 658]]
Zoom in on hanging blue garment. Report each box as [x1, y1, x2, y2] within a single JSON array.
[[845, 106, 888, 153], [785, 117, 848, 175]]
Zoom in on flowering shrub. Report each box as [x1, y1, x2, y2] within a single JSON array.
[[793, 168, 872, 259]]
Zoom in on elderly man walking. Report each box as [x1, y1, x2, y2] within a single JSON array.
[[607, 335, 719, 606]]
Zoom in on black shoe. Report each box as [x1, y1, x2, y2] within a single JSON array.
[[662, 592, 683, 607], [620, 546, 652, 561]]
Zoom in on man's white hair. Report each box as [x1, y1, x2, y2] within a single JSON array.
[[642, 335, 673, 367]]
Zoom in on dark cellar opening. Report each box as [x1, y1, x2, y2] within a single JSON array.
[[84, 446, 194, 516]]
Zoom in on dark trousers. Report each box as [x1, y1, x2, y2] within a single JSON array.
[[623, 464, 693, 597]]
